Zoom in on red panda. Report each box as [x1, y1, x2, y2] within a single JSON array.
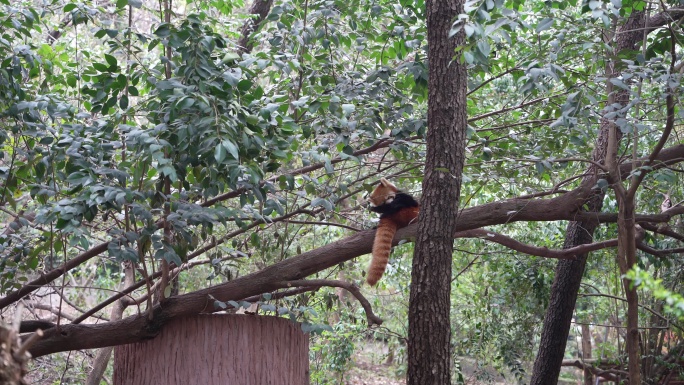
[[366, 178, 420, 286]]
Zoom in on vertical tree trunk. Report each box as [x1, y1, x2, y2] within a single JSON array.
[[614, 194, 641, 385], [581, 324, 593, 385], [407, 1, 467, 384], [237, 0, 274, 56], [114, 315, 309, 385], [530, 11, 646, 385]]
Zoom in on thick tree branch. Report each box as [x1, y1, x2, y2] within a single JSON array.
[[16, 144, 684, 356], [16, 191, 600, 356], [647, 7, 684, 31], [572, 204, 684, 224], [4, 143, 682, 311]]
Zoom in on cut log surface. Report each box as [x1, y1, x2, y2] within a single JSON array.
[[114, 314, 309, 385]]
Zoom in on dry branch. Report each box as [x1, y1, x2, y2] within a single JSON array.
[[280, 279, 383, 326]]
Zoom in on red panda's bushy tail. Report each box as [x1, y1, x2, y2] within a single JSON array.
[[367, 218, 398, 286]]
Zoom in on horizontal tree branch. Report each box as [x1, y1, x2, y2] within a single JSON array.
[[561, 359, 623, 382], [0, 242, 111, 310], [638, 222, 684, 243], [455, 229, 618, 259], [647, 7, 684, 31], [21, 144, 684, 357]]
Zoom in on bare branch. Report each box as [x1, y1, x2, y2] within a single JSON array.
[[467, 67, 521, 96], [468, 92, 570, 123], [561, 359, 623, 382], [627, 27, 677, 198], [25, 302, 76, 322], [0, 242, 110, 310], [580, 292, 683, 332], [283, 220, 361, 232], [242, 287, 318, 303], [15, 329, 43, 360], [638, 222, 684, 242], [279, 279, 383, 326], [455, 229, 618, 259]]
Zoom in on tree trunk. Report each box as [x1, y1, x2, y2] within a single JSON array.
[[113, 315, 309, 385], [581, 324, 593, 385], [530, 219, 599, 385], [407, 1, 467, 384], [530, 11, 647, 385], [85, 261, 135, 385], [615, 193, 641, 385]]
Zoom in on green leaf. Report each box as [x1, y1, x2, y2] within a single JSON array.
[[222, 139, 239, 159], [120, 95, 129, 109], [154, 24, 171, 38], [177, 97, 195, 110], [104, 54, 117, 68], [214, 143, 227, 163], [536, 18, 553, 33], [311, 197, 333, 211], [245, 114, 259, 125], [66, 75, 77, 87]]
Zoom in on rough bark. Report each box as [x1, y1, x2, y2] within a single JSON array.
[[407, 0, 467, 383], [531, 10, 648, 385], [0, 323, 29, 385], [237, 0, 274, 56], [113, 315, 308, 385]]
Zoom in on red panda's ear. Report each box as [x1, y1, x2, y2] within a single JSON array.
[[379, 178, 397, 190]]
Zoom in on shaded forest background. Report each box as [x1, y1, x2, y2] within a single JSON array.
[[1, 0, 684, 384]]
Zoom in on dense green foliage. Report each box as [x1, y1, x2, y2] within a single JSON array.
[[0, 0, 683, 383]]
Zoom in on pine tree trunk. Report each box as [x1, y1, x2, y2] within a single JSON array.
[[407, 1, 467, 384]]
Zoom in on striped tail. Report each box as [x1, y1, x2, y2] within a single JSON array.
[[367, 219, 398, 286]]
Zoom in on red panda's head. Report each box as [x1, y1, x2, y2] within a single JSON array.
[[368, 178, 399, 208]]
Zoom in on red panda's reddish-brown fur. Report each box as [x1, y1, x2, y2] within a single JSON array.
[[366, 178, 420, 286]]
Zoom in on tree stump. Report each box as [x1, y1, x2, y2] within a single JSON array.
[[114, 315, 309, 385], [0, 324, 28, 385]]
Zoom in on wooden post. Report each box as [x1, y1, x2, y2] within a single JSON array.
[[114, 315, 309, 385]]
